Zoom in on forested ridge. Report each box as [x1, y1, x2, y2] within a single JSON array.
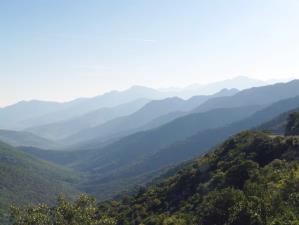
[[2, 0, 299, 223], [10, 127, 299, 224], [3, 90, 299, 225], [96, 131, 299, 225]]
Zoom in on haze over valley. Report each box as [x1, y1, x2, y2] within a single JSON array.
[[1, 1, 299, 224]]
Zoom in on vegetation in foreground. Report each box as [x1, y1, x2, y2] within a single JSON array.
[[10, 195, 116, 225], [7, 112, 299, 225], [9, 131, 299, 225], [0, 141, 80, 224]]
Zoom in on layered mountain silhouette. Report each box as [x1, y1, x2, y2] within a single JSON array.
[[0, 76, 264, 131], [0, 86, 168, 130], [3, 78, 299, 223], [26, 98, 150, 140], [60, 88, 238, 147], [78, 95, 299, 198], [193, 80, 299, 112], [0, 129, 61, 149], [24, 95, 299, 199], [58, 80, 299, 149]]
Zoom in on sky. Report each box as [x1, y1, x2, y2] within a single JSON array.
[[1, 0, 299, 106]]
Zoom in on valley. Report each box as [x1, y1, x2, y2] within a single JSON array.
[[1, 79, 299, 224]]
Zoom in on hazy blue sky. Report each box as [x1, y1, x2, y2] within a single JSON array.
[[1, 0, 299, 106]]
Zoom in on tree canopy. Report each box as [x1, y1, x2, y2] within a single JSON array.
[[10, 131, 299, 225]]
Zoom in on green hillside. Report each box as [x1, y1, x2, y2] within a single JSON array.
[[19, 97, 299, 202], [12, 131, 299, 225], [0, 141, 80, 223], [71, 97, 299, 200], [7, 112, 299, 224], [98, 131, 299, 225]]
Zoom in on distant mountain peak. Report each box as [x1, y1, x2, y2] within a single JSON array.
[[216, 88, 239, 94]]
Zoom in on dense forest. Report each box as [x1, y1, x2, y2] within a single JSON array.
[[9, 112, 299, 225]]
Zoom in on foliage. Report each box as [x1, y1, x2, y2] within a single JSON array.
[[23, 98, 299, 203], [97, 132, 299, 225], [0, 141, 80, 224], [10, 195, 116, 225], [7, 131, 299, 225]]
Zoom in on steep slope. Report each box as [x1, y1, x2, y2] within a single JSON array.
[[68, 80, 299, 147], [65, 97, 187, 145], [26, 99, 150, 140], [76, 105, 260, 168], [65, 88, 239, 147], [69, 105, 261, 198], [84, 94, 299, 170], [99, 131, 299, 225], [0, 141, 80, 223], [21, 96, 299, 201], [79, 96, 299, 198], [194, 79, 299, 112], [0, 129, 61, 149], [257, 108, 299, 135], [12, 130, 299, 224], [135, 96, 299, 175], [140, 89, 240, 132]]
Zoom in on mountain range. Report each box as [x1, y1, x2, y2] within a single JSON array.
[[0, 76, 267, 131], [19, 80, 299, 200], [59, 88, 238, 147], [96, 130, 299, 224], [66, 95, 299, 199], [57, 79, 299, 151], [1, 77, 299, 224], [26, 98, 150, 141]]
